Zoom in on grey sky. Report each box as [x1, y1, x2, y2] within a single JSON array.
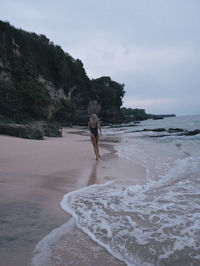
[[1, 0, 200, 115]]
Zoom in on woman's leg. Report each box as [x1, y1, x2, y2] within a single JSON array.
[[90, 133, 99, 159], [96, 135, 100, 157]]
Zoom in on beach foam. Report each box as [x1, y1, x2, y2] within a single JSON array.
[[60, 155, 200, 265], [31, 217, 124, 266], [31, 116, 200, 266]]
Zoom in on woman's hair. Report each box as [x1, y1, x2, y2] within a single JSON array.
[[90, 113, 99, 127]]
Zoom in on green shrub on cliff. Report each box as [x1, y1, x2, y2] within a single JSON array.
[[92, 77, 125, 110], [53, 98, 75, 123], [18, 78, 50, 117], [0, 20, 125, 123]]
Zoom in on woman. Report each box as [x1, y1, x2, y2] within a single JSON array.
[[88, 114, 102, 160]]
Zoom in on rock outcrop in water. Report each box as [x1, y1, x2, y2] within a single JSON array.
[[121, 107, 175, 122], [143, 128, 200, 137]]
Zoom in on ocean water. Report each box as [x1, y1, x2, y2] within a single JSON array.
[[31, 115, 200, 266]]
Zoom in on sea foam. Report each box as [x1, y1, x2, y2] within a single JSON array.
[[60, 156, 200, 265], [32, 115, 200, 266]]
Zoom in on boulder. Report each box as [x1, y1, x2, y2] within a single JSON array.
[[183, 129, 200, 136], [152, 128, 166, 132], [0, 124, 43, 139], [0, 122, 62, 139], [168, 128, 184, 133]]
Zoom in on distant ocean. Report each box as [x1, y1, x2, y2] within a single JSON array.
[[32, 115, 200, 266]]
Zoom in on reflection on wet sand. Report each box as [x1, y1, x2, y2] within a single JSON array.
[[87, 161, 99, 186]]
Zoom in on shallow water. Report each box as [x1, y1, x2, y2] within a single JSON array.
[[32, 115, 200, 266]]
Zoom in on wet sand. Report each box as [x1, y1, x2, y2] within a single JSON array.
[[0, 127, 146, 266]]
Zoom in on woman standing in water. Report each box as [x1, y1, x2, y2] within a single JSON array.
[[88, 114, 102, 160]]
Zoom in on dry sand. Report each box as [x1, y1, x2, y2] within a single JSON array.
[[0, 127, 146, 266]]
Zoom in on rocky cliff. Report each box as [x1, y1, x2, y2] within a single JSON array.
[[0, 21, 125, 126]]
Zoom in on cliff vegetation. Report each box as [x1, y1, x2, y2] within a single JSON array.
[[0, 20, 125, 125], [0, 21, 175, 139]]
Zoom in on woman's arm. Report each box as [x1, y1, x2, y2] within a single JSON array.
[[88, 122, 91, 131], [98, 123, 102, 136]]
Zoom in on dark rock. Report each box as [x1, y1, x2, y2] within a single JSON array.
[[152, 128, 166, 132], [150, 135, 169, 138], [109, 123, 138, 128], [150, 129, 200, 137], [0, 121, 62, 139], [168, 128, 184, 132], [44, 123, 62, 137], [153, 117, 164, 120], [0, 124, 43, 139], [182, 129, 200, 136], [34, 122, 62, 137], [100, 108, 124, 124], [139, 128, 166, 132]]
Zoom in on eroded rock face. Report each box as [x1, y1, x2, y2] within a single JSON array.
[[87, 100, 101, 116], [101, 107, 124, 124], [38, 76, 67, 103]]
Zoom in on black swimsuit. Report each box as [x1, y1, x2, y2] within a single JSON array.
[[90, 123, 98, 138]]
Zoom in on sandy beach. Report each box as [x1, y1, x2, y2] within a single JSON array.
[[0, 127, 146, 266]]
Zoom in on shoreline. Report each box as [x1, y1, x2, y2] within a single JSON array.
[[0, 127, 146, 266]]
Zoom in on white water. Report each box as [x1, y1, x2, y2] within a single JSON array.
[[32, 115, 200, 266], [61, 156, 200, 265]]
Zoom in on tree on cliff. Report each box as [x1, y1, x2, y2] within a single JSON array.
[[0, 20, 125, 124]]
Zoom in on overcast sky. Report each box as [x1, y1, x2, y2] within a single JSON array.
[[1, 0, 200, 115]]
